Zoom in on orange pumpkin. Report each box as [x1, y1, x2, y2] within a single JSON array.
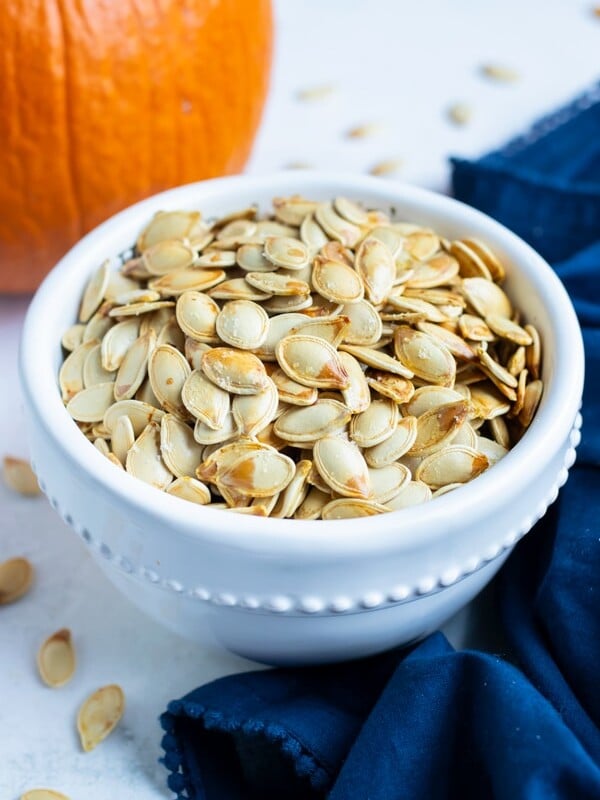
[[0, 0, 272, 292]]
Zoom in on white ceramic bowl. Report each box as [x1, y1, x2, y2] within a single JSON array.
[[20, 173, 584, 665]]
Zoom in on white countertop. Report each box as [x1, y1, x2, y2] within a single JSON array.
[[1, 2, 598, 797]]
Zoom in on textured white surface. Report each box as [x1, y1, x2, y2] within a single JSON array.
[[1, 1, 597, 797]]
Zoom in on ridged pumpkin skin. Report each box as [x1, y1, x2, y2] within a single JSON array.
[[0, 0, 272, 292]]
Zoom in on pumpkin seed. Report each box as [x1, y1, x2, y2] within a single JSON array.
[[194, 410, 239, 445], [185, 338, 212, 370], [218, 448, 295, 498], [245, 271, 310, 297], [77, 684, 125, 752], [485, 313, 533, 345], [83, 303, 114, 342], [142, 239, 195, 275], [79, 260, 110, 323], [148, 345, 191, 416], [366, 370, 415, 404], [322, 498, 389, 519], [300, 213, 329, 253], [405, 253, 459, 288], [468, 384, 511, 420], [263, 236, 310, 270], [139, 306, 174, 338], [301, 294, 344, 318], [458, 313, 495, 342], [350, 398, 399, 447], [364, 416, 418, 467], [37, 628, 76, 688], [341, 300, 382, 345], [273, 196, 318, 225], [355, 236, 396, 305], [59, 339, 99, 401], [289, 315, 350, 347], [182, 369, 230, 429], [157, 317, 185, 350], [101, 319, 140, 372], [450, 240, 492, 280], [207, 277, 271, 302], [126, 422, 173, 489], [386, 480, 432, 509], [476, 436, 508, 465], [236, 243, 278, 272], [294, 486, 330, 520], [166, 476, 211, 505], [255, 313, 309, 360], [315, 202, 362, 247], [477, 347, 518, 388], [512, 368, 529, 417], [113, 288, 160, 306], [21, 790, 71, 800], [271, 459, 312, 518], [111, 414, 136, 464], [175, 291, 219, 342], [394, 327, 455, 386], [114, 330, 156, 401], [149, 269, 225, 297], [160, 414, 203, 478], [274, 399, 351, 443], [61, 323, 85, 352], [481, 63, 519, 82], [507, 346, 526, 377], [314, 436, 371, 498], [232, 378, 279, 436], [216, 300, 269, 350], [108, 300, 175, 317], [338, 351, 371, 412], [447, 103, 472, 125], [525, 324, 541, 379], [461, 238, 505, 282], [462, 277, 512, 318], [368, 463, 411, 503], [276, 335, 350, 389], [0, 557, 34, 604], [339, 344, 413, 378], [67, 382, 116, 423], [431, 483, 463, 498], [311, 257, 364, 304], [408, 400, 471, 456], [3, 456, 40, 496], [137, 210, 203, 251], [415, 445, 489, 488], [369, 159, 404, 176], [104, 399, 164, 436], [93, 437, 110, 456], [489, 415, 510, 448], [416, 321, 477, 361], [202, 348, 268, 395], [518, 379, 543, 428]]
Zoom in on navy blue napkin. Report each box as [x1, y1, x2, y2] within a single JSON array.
[[161, 88, 600, 800]]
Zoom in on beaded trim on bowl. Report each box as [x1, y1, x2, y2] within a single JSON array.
[[36, 414, 581, 617]]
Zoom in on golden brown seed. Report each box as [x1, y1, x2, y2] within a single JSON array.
[[21, 791, 71, 800], [202, 348, 269, 395], [394, 326, 456, 387], [0, 557, 34, 605], [276, 335, 350, 390], [37, 628, 76, 688], [2, 456, 40, 496], [77, 684, 125, 752], [313, 436, 371, 498]]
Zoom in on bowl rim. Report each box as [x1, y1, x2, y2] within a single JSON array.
[[20, 171, 585, 556]]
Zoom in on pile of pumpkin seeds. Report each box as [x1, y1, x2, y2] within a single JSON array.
[[59, 197, 543, 519]]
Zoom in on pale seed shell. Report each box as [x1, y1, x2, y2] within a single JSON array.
[[322, 499, 389, 520], [218, 449, 295, 498], [461, 238, 506, 282], [104, 400, 164, 436], [111, 414, 136, 465], [157, 317, 185, 350], [333, 196, 370, 226], [415, 445, 489, 488], [185, 339, 213, 371], [263, 236, 310, 270], [21, 790, 71, 800], [236, 243, 278, 272], [300, 213, 329, 254], [0, 557, 34, 604], [101, 319, 140, 372], [452, 421, 478, 448], [79, 260, 110, 322], [408, 400, 471, 456], [182, 369, 230, 429], [366, 371, 415, 404], [313, 436, 371, 498], [207, 277, 272, 302], [77, 684, 125, 752], [126, 422, 173, 489], [271, 459, 312, 518], [507, 346, 526, 377], [476, 436, 508, 465], [37, 628, 76, 688], [511, 368, 529, 417], [339, 344, 413, 378], [140, 306, 174, 338], [137, 210, 203, 251], [355, 236, 396, 305], [315, 202, 362, 247], [368, 225, 405, 258], [458, 314, 495, 342], [311, 257, 364, 304], [394, 326, 455, 386], [94, 437, 110, 456], [274, 399, 351, 443], [477, 347, 518, 388], [196, 250, 237, 268], [294, 486, 330, 520], [149, 269, 225, 297], [67, 382, 116, 423], [148, 344, 191, 416], [142, 239, 195, 275], [61, 323, 85, 352], [175, 291, 220, 342], [114, 330, 156, 401], [83, 303, 113, 342], [525, 325, 541, 379], [405, 253, 459, 288], [216, 300, 269, 350], [264, 292, 324, 314], [364, 417, 418, 467], [276, 335, 350, 389], [288, 315, 350, 347], [232, 378, 279, 436], [254, 313, 309, 360], [114, 289, 161, 306], [462, 277, 512, 318], [404, 231, 440, 261], [193, 411, 239, 445], [416, 321, 477, 361], [108, 300, 175, 317], [450, 240, 492, 280], [245, 271, 310, 297], [338, 351, 371, 413], [166, 476, 211, 505], [485, 314, 533, 345], [59, 339, 99, 401], [518, 379, 543, 428], [273, 196, 319, 226], [341, 300, 382, 345], [202, 348, 268, 395], [431, 483, 463, 498], [468, 384, 511, 420], [489, 415, 511, 449], [301, 294, 344, 318], [350, 398, 399, 448], [368, 463, 411, 503], [386, 481, 432, 510], [3, 457, 40, 496], [160, 414, 203, 478]]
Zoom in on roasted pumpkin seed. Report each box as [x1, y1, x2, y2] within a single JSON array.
[[37, 628, 76, 688], [77, 684, 125, 752]]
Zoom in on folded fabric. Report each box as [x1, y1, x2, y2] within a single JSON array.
[[161, 86, 600, 800]]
